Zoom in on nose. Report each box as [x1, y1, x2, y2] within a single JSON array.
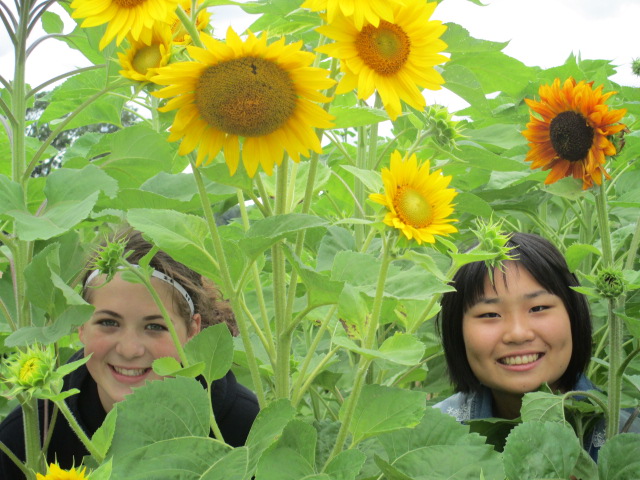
[[502, 313, 535, 344], [115, 332, 145, 358]]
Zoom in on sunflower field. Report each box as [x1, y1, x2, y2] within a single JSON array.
[[1, 0, 639, 478]]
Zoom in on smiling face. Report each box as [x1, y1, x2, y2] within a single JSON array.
[[79, 273, 200, 412], [462, 261, 573, 419]]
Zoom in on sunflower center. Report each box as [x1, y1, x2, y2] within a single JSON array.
[[394, 186, 433, 227], [19, 358, 38, 383], [132, 45, 162, 74], [113, 0, 147, 7], [549, 111, 594, 161], [355, 21, 411, 76], [195, 56, 297, 137]]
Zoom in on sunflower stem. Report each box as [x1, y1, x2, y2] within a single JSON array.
[[53, 398, 104, 463], [21, 396, 42, 479], [190, 160, 266, 406], [175, 5, 204, 48], [325, 235, 393, 464], [273, 156, 292, 398], [595, 183, 622, 439]]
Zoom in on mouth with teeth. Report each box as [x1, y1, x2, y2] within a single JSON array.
[[110, 365, 151, 378], [498, 353, 543, 366]]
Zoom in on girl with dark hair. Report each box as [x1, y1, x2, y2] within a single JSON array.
[[0, 230, 259, 478], [435, 232, 638, 459]]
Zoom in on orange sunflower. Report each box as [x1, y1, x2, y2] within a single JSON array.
[[152, 28, 335, 177], [522, 77, 626, 189], [369, 150, 457, 244], [316, 0, 447, 120]]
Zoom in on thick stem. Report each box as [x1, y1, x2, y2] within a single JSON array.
[[595, 184, 622, 439], [21, 398, 42, 479], [190, 161, 266, 406], [326, 241, 393, 463]]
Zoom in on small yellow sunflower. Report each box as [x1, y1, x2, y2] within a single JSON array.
[[369, 150, 457, 244], [118, 27, 172, 82], [302, 0, 404, 29], [316, 0, 447, 120], [71, 0, 180, 50], [36, 463, 89, 480], [152, 28, 335, 177], [522, 77, 627, 189], [169, 0, 210, 45]]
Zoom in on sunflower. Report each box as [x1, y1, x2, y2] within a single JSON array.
[[152, 28, 335, 177], [118, 27, 172, 82], [302, 0, 404, 29], [36, 463, 89, 480], [71, 0, 180, 50], [169, 0, 210, 45], [522, 77, 627, 189], [369, 150, 457, 244], [316, 0, 447, 120]]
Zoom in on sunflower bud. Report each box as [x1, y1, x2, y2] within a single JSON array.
[[90, 237, 128, 282], [632, 58, 640, 77], [472, 219, 514, 283], [3, 345, 57, 399], [423, 105, 465, 149], [595, 268, 626, 299]]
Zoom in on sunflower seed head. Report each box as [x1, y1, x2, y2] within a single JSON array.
[[595, 268, 626, 299]]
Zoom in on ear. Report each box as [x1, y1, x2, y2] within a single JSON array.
[[188, 313, 202, 339], [78, 324, 86, 343]]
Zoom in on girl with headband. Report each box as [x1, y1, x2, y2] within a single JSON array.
[[0, 230, 259, 478]]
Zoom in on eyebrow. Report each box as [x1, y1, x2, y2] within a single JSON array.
[[472, 289, 551, 306], [93, 310, 166, 321]]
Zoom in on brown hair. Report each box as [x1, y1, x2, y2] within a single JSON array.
[[82, 229, 238, 335]]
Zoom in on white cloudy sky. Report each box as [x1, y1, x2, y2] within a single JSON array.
[[1, 0, 638, 109]]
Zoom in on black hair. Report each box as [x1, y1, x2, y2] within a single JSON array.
[[437, 232, 592, 393]]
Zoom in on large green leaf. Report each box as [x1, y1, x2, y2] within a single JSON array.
[[598, 433, 640, 480], [329, 106, 388, 128], [200, 446, 251, 480], [256, 420, 317, 480], [127, 208, 219, 281], [520, 391, 567, 424], [185, 323, 234, 384], [109, 376, 211, 458], [502, 421, 581, 480], [342, 385, 426, 445]]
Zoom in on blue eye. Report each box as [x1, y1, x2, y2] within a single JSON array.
[[146, 323, 168, 332]]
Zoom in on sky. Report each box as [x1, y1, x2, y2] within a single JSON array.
[[1, 0, 638, 112]]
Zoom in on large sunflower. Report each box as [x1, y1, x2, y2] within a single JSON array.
[[369, 150, 457, 244], [36, 463, 89, 480], [316, 0, 447, 120], [302, 0, 404, 29], [71, 0, 179, 50], [152, 28, 335, 177], [522, 77, 627, 189], [118, 27, 172, 82]]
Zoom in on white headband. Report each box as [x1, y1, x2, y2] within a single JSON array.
[[85, 266, 195, 317]]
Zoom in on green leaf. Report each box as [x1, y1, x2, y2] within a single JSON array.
[[152, 357, 204, 378], [200, 446, 251, 480], [245, 399, 296, 475], [256, 420, 317, 480], [328, 105, 388, 128], [0, 175, 27, 216], [341, 165, 381, 193], [127, 209, 219, 282], [520, 391, 567, 424], [109, 376, 211, 458], [110, 437, 231, 479], [343, 385, 426, 445], [375, 444, 503, 480], [378, 334, 425, 366], [565, 243, 601, 272], [41, 11, 64, 34], [92, 408, 117, 460], [324, 449, 366, 480], [503, 421, 581, 480], [598, 433, 640, 480], [185, 323, 234, 384], [336, 284, 369, 340], [239, 214, 328, 260]]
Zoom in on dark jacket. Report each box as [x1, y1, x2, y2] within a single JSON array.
[[0, 350, 259, 479]]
